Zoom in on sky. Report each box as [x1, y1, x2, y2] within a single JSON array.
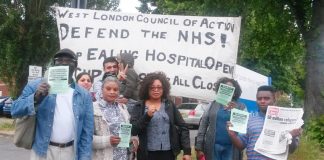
[[119, 0, 141, 13]]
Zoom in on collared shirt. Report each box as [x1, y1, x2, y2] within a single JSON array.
[[146, 103, 171, 151], [238, 111, 273, 160], [215, 105, 232, 145], [11, 78, 94, 160]]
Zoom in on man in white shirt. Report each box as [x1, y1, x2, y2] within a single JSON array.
[[12, 48, 94, 160]]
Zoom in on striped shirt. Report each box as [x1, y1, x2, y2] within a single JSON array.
[[238, 111, 273, 160]]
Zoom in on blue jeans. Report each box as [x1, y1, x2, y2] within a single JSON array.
[[214, 143, 233, 160]]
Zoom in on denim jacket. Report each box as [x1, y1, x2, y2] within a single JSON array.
[[11, 78, 94, 160]]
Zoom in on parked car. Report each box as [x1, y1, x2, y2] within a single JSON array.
[[177, 102, 209, 129], [2, 97, 12, 118], [0, 96, 10, 116]]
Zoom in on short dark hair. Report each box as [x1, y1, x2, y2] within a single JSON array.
[[76, 72, 93, 83], [257, 85, 276, 94], [102, 57, 118, 67], [139, 72, 170, 101], [215, 77, 242, 101]]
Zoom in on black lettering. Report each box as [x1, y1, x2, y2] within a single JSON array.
[[207, 82, 213, 90], [200, 18, 209, 28], [76, 52, 82, 58], [177, 55, 186, 65], [99, 49, 109, 60], [120, 29, 129, 38], [93, 12, 100, 20], [57, 10, 69, 18], [178, 30, 188, 42], [91, 70, 101, 79], [223, 64, 231, 73], [167, 54, 176, 64], [97, 28, 106, 38], [141, 29, 150, 38], [205, 57, 215, 69], [205, 32, 215, 45], [71, 27, 80, 38], [192, 76, 201, 89], [157, 52, 166, 61], [146, 50, 156, 61], [192, 32, 201, 44], [59, 23, 69, 40], [215, 61, 223, 70], [85, 27, 93, 38], [173, 76, 180, 85], [87, 48, 97, 60]]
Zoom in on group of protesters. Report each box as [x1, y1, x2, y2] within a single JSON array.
[[11, 48, 302, 160]]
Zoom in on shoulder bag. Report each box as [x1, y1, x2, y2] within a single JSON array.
[[13, 115, 36, 149]]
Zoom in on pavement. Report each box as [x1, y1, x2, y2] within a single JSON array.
[[0, 130, 14, 137]]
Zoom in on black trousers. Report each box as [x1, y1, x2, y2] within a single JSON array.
[[147, 150, 175, 160]]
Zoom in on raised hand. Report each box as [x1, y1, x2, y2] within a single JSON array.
[[147, 105, 157, 117], [34, 82, 50, 103], [117, 63, 128, 81], [224, 101, 237, 110]]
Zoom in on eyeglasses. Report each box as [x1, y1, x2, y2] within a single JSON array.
[[54, 57, 76, 64], [150, 86, 163, 91]]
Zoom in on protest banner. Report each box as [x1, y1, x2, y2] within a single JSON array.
[[55, 7, 241, 101]]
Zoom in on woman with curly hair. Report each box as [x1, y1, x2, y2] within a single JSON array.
[[195, 77, 246, 160], [129, 72, 192, 160]]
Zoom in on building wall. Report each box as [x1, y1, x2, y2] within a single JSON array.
[[0, 81, 9, 96]]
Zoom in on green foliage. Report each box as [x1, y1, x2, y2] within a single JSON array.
[[0, 1, 58, 97], [87, 0, 120, 11], [276, 93, 292, 107], [139, 0, 307, 102], [0, 0, 120, 98], [306, 115, 324, 148], [288, 135, 322, 160]]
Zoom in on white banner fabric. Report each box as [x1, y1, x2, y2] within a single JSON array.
[[55, 7, 241, 101]]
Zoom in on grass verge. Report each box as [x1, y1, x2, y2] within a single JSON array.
[[0, 117, 15, 131]]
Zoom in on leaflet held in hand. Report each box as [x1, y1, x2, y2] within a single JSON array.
[[229, 108, 249, 134], [118, 123, 132, 148], [48, 66, 69, 94], [215, 83, 235, 106]]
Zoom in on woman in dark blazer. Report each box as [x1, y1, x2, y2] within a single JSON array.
[[129, 72, 192, 160]]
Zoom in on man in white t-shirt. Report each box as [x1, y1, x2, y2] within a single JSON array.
[[12, 48, 94, 160]]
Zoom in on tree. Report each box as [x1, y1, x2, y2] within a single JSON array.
[[139, 0, 323, 117], [0, 0, 119, 98], [87, 0, 120, 11]]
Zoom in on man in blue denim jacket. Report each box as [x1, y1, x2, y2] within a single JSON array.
[[11, 48, 94, 160]]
